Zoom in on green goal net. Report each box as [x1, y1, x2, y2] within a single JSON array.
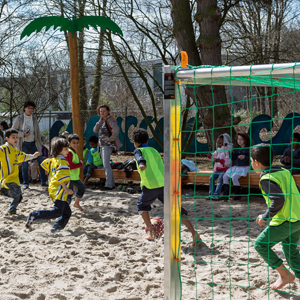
[[164, 62, 300, 300]]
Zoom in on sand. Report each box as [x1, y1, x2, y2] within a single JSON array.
[[0, 182, 300, 300]]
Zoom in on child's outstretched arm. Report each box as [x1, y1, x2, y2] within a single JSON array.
[[17, 149, 39, 163]]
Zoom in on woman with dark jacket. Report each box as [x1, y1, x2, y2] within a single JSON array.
[[93, 105, 122, 190], [12, 101, 47, 189]]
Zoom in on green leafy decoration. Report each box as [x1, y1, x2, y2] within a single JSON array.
[[20, 17, 71, 39], [20, 16, 123, 40], [73, 16, 123, 36]]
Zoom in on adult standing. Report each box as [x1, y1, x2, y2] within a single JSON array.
[[13, 101, 48, 189], [93, 105, 122, 190]]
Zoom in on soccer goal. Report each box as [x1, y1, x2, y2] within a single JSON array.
[[164, 57, 300, 300]]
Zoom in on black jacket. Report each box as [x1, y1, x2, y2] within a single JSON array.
[[280, 145, 300, 167]]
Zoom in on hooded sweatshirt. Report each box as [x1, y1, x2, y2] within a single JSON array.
[[210, 133, 232, 172]]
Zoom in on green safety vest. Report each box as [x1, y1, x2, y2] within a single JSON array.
[[83, 148, 89, 166], [69, 148, 80, 180], [136, 147, 164, 189], [260, 168, 300, 226], [91, 148, 103, 166]]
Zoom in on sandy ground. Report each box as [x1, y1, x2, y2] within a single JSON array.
[[0, 179, 300, 299]]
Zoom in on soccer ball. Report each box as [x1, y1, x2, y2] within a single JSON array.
[[145, 218, 164, 238]]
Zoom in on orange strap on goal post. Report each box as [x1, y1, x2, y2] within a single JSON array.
[[181, 51, 188, 68]]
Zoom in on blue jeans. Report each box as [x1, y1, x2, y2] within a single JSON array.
[[100, 146, 114, 188], [83, 164, 97, 177], [67, 180, 86, 203], [21, 141, 47, 185], [209, 172, 225, 195], [31, 200, 72, 230], [1, 182, 22, 213]]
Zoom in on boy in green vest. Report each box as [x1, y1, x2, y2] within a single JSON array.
[[66, 134, 85, 211], [251, 143, 300, 290], [133, 128, 201, 244], [83, 135, 103, 185]]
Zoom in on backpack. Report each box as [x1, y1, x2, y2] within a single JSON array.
[[122, 159, 137, 178]]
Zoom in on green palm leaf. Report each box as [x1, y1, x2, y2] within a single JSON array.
[[20, 16, 71, 40], [20, 16, 123, 40], [74, 16, 123, 36]]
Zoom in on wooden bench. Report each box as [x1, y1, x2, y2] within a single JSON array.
[[91, 169, 300, 186]]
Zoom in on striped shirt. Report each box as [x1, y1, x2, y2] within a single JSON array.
[[0, 142, 35, 188], [41, 155, 70, 202]]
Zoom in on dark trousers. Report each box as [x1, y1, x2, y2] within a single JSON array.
[[1, 182, 22, 213], [31, 200, 72, 230], [22, 141, 47, 185], [67, 179, 85, 203], [83, 164, 97, 177], [137, 186, 188, 216]]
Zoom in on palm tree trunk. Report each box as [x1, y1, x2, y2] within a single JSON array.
[[68, 31, 83, 179]]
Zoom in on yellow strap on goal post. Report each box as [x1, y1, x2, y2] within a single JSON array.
[[164, 65, 182, 300]]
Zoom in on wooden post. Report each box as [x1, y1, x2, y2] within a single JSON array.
[[68, 31, 84, 179]]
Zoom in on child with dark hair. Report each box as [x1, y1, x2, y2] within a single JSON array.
[[0, 128, 40, 214], [83, 135, 103, 185], [222, 132, 250, 200], [251, 143, 300, 290], [25, 138, 73, 232], [66, 134, 85, 211], [280, 132, 300, 174], [133, 128, 201, 244]]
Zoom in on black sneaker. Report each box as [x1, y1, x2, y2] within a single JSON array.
[[101, 186, 114, 191], [8, 211, 16, 215], [41, 182, 48, 187], [25, 213, 35, 229], [51, 227, 61, 233]]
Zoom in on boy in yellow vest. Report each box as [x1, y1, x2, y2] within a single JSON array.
[[251, 143, 300, 290], [0, 128, 40, 214], [25, 137, 73, 232], [66, 134, 85, 211], [133, 128, 201, 243]]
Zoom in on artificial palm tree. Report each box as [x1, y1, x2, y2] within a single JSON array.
[[20, 16, 122, 177]]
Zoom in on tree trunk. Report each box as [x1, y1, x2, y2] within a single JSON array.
[[171, 0, 240, 149], [78, 0, 88, 127], [68, 31, 83, 179], [91, 0, 107, 112]]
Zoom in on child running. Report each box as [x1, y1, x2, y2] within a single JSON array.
[[133, 128, 201, 243], [222, 132, 250, 200], [25, 137, 73, 232], [66, 134, 85, 211], [251, 143, 300, 290], [207, 133, 231, 200], [0, 128, 40, 214]]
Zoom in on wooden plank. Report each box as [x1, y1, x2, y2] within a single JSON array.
[[92, 169, 141, 181], [91, 169, 300, 186]]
